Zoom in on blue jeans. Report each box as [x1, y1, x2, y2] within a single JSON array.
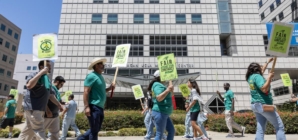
[[184, 112, 193, 137], [197, 121, 208, 137], [145, 110, 155, 138], [60, 117, 81, 140], [78, 105, 104, 140], [152, 111, 175, 140], [251, 103, 286, 140]]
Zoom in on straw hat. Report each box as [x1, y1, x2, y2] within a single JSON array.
[[88, 58, 107, 70]]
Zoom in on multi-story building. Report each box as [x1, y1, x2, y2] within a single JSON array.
[[54, 0, 298, 112], [258, 0, 298, 105], [0, 14, 21, 97]]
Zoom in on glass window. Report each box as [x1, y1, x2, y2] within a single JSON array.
[[7, 71, 11, 77], [25, 76, 28, 80], [0, 68, 4, 76], [134, 0, 144, 3], [258, 0, 263, 8], [27, 66, 31, 70], [11, 86, 15, 89], [0, 38, 3, 45], [219, 12, 230, 22], [4, 84, 9, 91], [272, 17, 277, 22], [33, 66, 37, 70], [276, 0, 281, 6], [269, 4, 274, 12], [12, 45, 16, 52], [134, 14, 144, 24], [192, 14, 202, 23], [92, 14, 102, 24], [0, 24, 5, 31], [190, 0, 200, 3], [106, 35, 144, 56], [150, 14, 160, 24], [149, 35, 187, 56], [14, 33, 19, 40], [23, 85, 27, 89], [176, 14, 186, 24], [279, 12, 284, 20], [149, 0, 159, 3], [8, 29, 12, 36], [220, 23, 231, 33], [0, 83, 2, 89], [218, 1, 229, 11], [5, 41, 10, 48], [175, 0, 185, 3], [108, 14, 118, 23], [93, 0, 103, 3], [291, 2, 297, 11], [109, 0, 118, 3], [261, 13, 265, 20], [2, 55, 7, 62], [9, 58, 14, 65]]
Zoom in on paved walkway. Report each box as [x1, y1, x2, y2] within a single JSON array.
[[11, 123, 298, 140]]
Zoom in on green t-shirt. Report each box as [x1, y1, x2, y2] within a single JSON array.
[[84, 72, 106, 108], [224, 90, 234, 111], [152, 82, 173, 115], [190, 89, 200, 112], [248, 74, 273, 105], [38, 74, 51, 90], [5, 100, 16, 118], [52, 85, 61, 102]]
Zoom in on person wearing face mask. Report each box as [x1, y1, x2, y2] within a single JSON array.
[[217, 83, 246, 138], [78, 58, 115, 140]]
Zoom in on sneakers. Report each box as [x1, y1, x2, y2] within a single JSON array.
[[197, 135, 209, 140], [185, 136, 193, 139], [8, 134, 12, 139], [241, 126, 246, 136], [226, 134, 235, 138]]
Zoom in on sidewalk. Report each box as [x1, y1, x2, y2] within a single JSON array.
[[12, 123, 298, 140]]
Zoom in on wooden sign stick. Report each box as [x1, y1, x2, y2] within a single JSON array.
[[270, 56, 277, 73], [110, 67, 119, 98]]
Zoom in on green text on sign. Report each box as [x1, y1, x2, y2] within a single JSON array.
[[281, 73, 292, 87], [157, 53, 178, 81]]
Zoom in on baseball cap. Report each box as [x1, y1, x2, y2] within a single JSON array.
[[153, 70, 160, 77]]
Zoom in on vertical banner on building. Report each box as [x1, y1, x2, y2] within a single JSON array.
[[33, 33, 58, 61], [179, 84, 190, 97], [266, 22, 294, 57], [157, 53, 178, 81], [9, 89, 18, 101], [64, 91, 72, 102], [131, 85, 144, 100], [280, 73, 292, 87]]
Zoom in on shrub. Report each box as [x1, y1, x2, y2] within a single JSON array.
[[0, 113, 23, 125], [0, 128, 21, 138]]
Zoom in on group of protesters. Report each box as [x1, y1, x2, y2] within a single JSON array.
[[1, 56, 294, 140]]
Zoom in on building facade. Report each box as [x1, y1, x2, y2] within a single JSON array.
[[0, 14, 21, 96], [54, 0, 298, 112]]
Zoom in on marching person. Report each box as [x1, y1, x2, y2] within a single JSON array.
[[182, 100, 193, 139], [0, 94, 17, 138], [186, 79, 208, 140], [246, 62, 286, 140], [217, 83, 246, 138], [148, 70, 175, 140], [78, 58, 115, 140]]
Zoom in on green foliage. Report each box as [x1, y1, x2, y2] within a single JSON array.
[[0, 128, 21, 138], [277, 101, 298, 112]]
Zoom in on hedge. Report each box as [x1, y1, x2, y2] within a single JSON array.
[[0, 113, 23, 125], [0, 128, 21, 138]]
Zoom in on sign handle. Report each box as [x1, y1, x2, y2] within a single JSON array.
[[140, 99, 143, 106], [110, 67, 119, 98], [270, 57, 277, 73]]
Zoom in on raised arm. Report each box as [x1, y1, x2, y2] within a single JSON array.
[[216, 91, 224, 101], [261, 58, 274, 74], [26, 68, 48, 89]]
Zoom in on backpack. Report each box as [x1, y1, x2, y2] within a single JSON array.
[[147, 94, 153, 109]]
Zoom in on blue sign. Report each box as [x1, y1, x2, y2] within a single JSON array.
[[266, 23, 298, 46]]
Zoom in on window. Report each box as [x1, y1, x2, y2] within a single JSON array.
[[2, 55, 7, 62], [0, 83, 1, 90], [192, 14, 202, 23], [23, 85, 27, 89], [105, 69, 143, 76], [263, 35, 270, 56], [218, 1, 229, 10], [261, 13, 265, 20], [272, 17, 277, 22], [175, 0, 185, 3], [190, 0, 200, 3], [149, 35, 187, 56], [4, 84, 9, 91], [11, 86, 15, 89], [9, 58, 14, 65], [291, 2, 297, 11], [288, 47, 298, 56], [0, 38, 2, 45], [5, 41, 10, 48], [279, 12, 284, 20], [14, 33, 19, 40], [273, 86, 289, 96], [7, 29, 12, 36], [270, 4, 275, 12], [149, 0, 159, 3], [108, 14, 118, 23], [106, 35, 144, 56], [93, 0, 103, 3], [149, 69, 188, 75], [109, 0, 118, 3], [91, 14, 102, 24], [134, 0, 144, 3], [150, 14, 160, 24], [0, 24, 5, 31], [25, 76, 28, 80], [220, 39, 228, 56], [134, 14, 144, 24], [0, 68, 4, 76], [276, 0, 281, 6], [33, 66, 37, 70], [176, 14, 186, 24], [258, 0, 263, 8], [12, 45, 16, 52], [7, 71, 11, 77], [27, 66, 31, 70]]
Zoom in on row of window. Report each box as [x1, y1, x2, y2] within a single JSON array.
[[27, 66, 38, 71], [0, 37, 17, 52], [0, 68, 12, 78], [0, 24, 19, 40], [93, 0, 200, 4], [259, 0, 281, 9], [1, 54, 15, 65], [260, 1, 297, 22], [273, 86, 289, 96], [92, 14, 202, 24], [104, 68, 189, 76], [263, 35, 298, 56], [0, 83, 15, 92]]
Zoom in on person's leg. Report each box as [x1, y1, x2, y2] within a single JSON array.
[[184, 114, 190, 137], [144, 111, 151, 138], [30, 110, 46, 140], [230, 116, 244, 132], [225, 111, 234, 135], [197, 121, 208, 137], [8, 118, 15, 138], [152, 111, 167, 140], [254, 112, 267, 140], [18, 110, 40, 140], [165, 117, 175, 140], [82, 105, 103, 140], [145, 113, 155, 139], [261, 111, 286, 140], [70, 118, 81, 136], [46, 117, 60, 140], [60, 118, 71, 140]]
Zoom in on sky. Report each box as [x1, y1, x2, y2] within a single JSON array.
[[0, 0, 62, 54]]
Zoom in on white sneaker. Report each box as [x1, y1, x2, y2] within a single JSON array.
[[241, 126, 246, 136]]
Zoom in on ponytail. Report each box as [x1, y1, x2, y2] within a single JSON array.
[[189, 79, 201, 95]]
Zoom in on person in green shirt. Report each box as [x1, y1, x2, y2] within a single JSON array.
[[217, 83, 245, 138], [78, 58, 115, 140], [0, 94, 17, 138], [246, 62, 286, 140]]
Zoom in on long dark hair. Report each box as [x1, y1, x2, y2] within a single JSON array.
[[147, 77, 161, 92], [189, 79, 201, 95], [245, 62, 262, 81]]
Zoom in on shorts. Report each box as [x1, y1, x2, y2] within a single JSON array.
[[0, 118, 14, 129], [190, 111, 200, 121]]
